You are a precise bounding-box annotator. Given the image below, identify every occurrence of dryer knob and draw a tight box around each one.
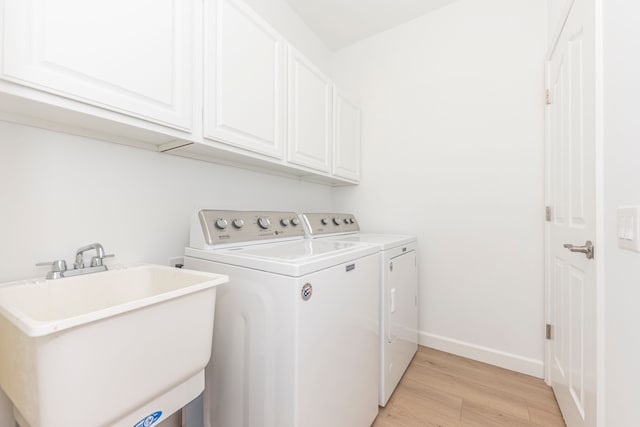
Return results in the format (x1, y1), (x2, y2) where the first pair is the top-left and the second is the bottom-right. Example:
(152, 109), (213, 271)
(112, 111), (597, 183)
(349, 218), (355, 224)
(258, 217), (271, 229)
(280, 218), (291, 227)
(291, 218), (300, 226)
(333, 217), (341, 226)
(232, 218), (245, 228)
(321, 218), (329, 225)
(343, 218), (350, 225)
(215, 218), (228, 230)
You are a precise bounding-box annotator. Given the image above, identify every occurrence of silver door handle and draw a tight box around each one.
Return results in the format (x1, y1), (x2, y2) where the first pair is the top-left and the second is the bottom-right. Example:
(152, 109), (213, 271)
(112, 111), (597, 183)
(563, 241), (594, 259)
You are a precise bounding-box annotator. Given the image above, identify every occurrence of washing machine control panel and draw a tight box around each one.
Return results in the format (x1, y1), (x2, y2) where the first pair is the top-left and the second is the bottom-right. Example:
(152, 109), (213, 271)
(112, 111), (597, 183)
(301, 213), (360, 237)
(195, 210), (305, 246)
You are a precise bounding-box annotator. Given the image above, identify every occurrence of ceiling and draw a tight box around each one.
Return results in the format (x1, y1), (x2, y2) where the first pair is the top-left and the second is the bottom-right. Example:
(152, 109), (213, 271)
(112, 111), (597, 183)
(284, 0), (460, 51)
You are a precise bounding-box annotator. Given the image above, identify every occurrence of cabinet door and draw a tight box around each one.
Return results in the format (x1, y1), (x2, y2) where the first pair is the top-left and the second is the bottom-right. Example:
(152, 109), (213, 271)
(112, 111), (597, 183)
(333, 91), (361, 181)
(1, 0), (193, 131)
(204, 0), (285, 159)
(287, 47), (333, 173)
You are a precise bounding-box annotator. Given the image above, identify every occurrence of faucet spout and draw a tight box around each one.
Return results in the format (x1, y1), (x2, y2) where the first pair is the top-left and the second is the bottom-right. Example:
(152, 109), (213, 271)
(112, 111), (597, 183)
(74, 243), (106, 269)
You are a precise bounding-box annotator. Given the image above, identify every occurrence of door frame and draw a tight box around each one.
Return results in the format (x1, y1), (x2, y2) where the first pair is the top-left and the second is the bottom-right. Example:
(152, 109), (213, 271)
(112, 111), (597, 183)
(543, 0), (605, 425)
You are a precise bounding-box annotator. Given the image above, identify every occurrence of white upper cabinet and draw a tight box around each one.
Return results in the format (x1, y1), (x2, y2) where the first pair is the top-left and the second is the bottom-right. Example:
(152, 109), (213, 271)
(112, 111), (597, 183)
(1, 0), (193, 131)
(0, 0), (360, 184)
(203, 0), (286, 159)
(287, 47), (333, 173)
(332, 91), (361, 182)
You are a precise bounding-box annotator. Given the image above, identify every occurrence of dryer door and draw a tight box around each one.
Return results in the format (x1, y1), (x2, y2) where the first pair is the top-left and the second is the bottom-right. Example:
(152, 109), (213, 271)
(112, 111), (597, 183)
(387, 251), (418, 344)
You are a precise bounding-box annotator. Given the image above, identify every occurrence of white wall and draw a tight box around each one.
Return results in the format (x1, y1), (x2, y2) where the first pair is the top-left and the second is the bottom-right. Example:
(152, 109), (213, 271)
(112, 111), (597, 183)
(602, 1), (640, 425)
(332, 0), (547, 376)
(0, 121), (333, 282)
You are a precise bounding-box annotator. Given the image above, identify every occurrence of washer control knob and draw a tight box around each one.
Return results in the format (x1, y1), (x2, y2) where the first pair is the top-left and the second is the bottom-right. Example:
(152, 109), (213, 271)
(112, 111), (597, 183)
(321, 218), (329, 225)
(291, 218), (300, 226)
(232, 218), (245, 229)
(280, 218), (291, 227)
(343, 218), (350, 225)
(215, 218), (228, 230)
(333, 217), (341, 226)
(258, 217), (271, 229)
(349, 218), (355, 224)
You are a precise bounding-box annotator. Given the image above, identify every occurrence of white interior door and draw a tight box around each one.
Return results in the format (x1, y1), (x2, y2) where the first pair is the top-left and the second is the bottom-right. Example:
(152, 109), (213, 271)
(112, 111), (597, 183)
(546, 0), (597, 426)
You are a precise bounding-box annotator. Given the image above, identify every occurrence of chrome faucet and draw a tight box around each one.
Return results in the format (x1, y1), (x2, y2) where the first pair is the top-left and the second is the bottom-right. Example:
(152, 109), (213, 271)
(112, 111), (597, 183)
(74, 243), (108, 269)
(36, 243), (115, 279)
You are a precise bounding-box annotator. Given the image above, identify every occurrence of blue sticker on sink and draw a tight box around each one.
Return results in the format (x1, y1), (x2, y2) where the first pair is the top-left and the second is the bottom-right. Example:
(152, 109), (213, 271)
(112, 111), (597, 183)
(133, 411), (162, 427)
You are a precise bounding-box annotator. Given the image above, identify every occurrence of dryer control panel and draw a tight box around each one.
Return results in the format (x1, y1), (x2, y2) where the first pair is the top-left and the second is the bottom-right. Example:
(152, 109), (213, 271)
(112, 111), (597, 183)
(301, 213), (360, 237)
(192, 210), (304, 248)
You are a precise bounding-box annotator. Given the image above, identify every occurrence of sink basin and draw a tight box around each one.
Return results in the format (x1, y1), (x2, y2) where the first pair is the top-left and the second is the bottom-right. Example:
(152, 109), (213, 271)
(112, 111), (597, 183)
(0, 264), (228, 427)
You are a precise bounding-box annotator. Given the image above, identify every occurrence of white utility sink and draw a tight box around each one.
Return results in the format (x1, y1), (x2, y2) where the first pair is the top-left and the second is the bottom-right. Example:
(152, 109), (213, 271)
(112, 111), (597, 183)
(0, 264), (228, 427)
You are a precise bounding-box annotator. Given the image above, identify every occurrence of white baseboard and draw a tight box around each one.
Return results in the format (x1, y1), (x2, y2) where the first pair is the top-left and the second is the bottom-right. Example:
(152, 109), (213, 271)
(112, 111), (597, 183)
(419, 331), (544, 379)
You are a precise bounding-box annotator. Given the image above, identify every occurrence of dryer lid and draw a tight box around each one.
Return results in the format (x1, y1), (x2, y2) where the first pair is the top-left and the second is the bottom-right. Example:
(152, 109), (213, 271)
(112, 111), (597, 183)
(329, 234), (417, 251)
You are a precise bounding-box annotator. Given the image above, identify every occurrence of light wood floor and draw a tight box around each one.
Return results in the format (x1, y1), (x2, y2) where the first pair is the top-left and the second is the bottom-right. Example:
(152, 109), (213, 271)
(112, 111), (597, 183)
(372, 346), (565, 427)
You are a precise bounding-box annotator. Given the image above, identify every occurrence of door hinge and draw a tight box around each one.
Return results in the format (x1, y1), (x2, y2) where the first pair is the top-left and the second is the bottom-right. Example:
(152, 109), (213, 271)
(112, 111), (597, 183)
(546, 324), (553, 340)
(545, 89), (552, 105)
(545, 206), (552, 222)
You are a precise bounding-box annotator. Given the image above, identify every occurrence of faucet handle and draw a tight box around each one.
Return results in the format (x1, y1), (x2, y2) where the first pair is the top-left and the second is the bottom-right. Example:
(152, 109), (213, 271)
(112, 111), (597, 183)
(90, 253), (114, 267)
(36, 259), (67, 270)
(36, 260), (68, 279)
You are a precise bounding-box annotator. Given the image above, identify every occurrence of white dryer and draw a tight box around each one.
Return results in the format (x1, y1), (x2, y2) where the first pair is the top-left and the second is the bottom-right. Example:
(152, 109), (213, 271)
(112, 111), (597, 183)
(184, 210), (380, 427)
(300, 213), (419, 407)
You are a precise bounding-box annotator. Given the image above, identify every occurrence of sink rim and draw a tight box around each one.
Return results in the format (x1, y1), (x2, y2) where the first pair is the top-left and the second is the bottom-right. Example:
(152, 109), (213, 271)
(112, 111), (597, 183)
(0, 263), (228, 337)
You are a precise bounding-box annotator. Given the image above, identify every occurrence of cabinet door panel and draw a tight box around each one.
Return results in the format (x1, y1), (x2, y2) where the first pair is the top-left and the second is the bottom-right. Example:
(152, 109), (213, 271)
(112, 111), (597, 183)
(287, 48), (332, 173)
(204, 0), (285, 159)
(333, 92), (361, 181)
(1, 0), (193, 130)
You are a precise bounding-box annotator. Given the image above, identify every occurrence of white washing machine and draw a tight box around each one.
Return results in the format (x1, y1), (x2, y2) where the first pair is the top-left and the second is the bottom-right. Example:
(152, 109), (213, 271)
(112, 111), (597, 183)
(184, 210), (380, 427)
(300, 213), (419, 407)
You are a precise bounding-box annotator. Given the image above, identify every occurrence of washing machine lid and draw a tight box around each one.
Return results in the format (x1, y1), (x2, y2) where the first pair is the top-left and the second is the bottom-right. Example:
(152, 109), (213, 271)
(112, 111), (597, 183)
(185, 239), (378, 277)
